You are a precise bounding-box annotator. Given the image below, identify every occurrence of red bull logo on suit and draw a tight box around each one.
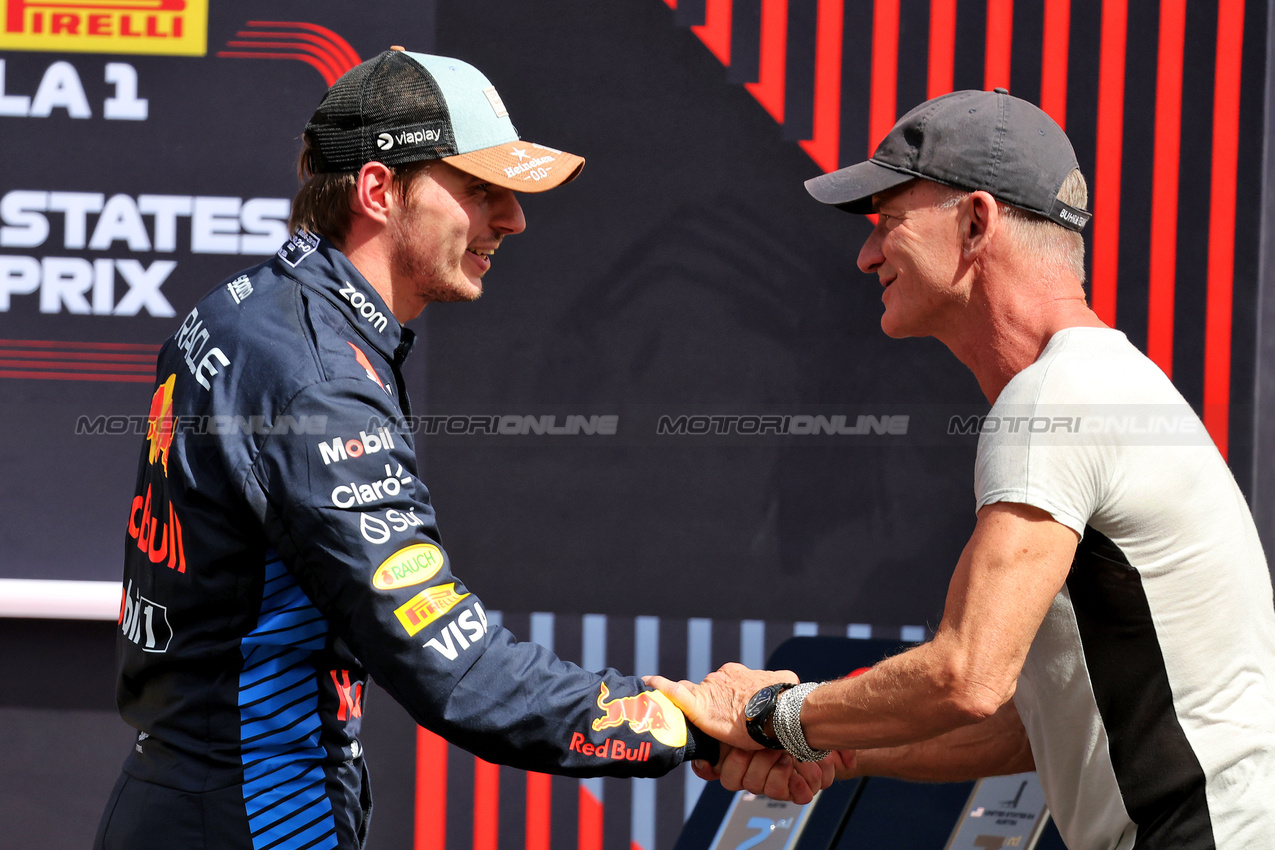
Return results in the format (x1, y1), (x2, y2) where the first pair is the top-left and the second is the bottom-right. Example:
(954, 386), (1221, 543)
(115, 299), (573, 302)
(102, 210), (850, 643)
(591, 682), (686, 748)
(128, 373), (186, 571)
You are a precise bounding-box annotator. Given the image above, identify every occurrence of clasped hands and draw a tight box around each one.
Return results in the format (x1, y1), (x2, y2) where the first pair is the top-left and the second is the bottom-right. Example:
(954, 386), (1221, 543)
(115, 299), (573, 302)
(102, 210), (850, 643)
(646, 663), (852, 805)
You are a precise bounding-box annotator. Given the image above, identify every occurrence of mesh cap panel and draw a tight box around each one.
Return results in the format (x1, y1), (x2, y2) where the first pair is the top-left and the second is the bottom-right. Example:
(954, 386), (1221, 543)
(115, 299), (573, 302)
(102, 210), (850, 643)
(305, 51), (458, 173)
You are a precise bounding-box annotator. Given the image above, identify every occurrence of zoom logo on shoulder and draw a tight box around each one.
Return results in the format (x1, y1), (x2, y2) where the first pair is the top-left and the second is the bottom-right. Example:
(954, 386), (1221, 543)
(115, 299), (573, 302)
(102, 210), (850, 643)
(376, 124), (443, 151)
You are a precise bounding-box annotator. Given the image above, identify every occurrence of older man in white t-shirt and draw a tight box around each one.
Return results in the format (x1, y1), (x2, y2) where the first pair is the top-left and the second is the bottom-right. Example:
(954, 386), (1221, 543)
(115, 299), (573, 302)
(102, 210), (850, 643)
(649, 89), (1275, 849)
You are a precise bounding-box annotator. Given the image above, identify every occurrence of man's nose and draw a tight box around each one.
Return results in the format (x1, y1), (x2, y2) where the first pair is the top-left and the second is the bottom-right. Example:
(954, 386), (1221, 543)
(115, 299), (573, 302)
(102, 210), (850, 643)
(857, 228), (884, 274)
(491, 188), (527, 236)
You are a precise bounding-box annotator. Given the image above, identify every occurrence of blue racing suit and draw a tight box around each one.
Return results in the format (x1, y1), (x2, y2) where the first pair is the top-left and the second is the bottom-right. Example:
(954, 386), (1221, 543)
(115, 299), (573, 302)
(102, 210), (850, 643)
(95, 230), (713, 850)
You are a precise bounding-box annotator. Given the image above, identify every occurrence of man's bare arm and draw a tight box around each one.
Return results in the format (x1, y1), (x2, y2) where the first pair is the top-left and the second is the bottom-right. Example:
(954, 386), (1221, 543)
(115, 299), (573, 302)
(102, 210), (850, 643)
(839, 698), (1034, 783)
(649, 502), (1078, 752)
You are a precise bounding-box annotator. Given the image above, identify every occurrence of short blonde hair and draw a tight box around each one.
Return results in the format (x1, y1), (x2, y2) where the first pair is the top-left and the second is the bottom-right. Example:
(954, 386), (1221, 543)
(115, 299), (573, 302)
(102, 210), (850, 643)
(934, 170), (1089, 282)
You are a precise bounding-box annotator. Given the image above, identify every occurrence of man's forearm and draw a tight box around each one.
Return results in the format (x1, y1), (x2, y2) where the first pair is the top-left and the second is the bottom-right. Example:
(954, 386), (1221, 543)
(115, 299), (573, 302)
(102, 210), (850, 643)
(802, 507), (1078, 754)
(839, 699), (1034, 783)
(801, 638), (1012, 752)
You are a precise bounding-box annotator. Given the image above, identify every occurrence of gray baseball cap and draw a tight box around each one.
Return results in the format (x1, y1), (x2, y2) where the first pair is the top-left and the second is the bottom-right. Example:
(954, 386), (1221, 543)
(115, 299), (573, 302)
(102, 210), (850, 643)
(805, 89), (1090, 232)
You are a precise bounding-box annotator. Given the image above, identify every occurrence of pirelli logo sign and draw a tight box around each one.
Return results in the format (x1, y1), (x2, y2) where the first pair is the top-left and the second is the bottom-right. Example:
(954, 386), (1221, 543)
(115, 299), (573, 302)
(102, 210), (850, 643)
(394, 584), (468, 638)
(1, 0), (208, 55)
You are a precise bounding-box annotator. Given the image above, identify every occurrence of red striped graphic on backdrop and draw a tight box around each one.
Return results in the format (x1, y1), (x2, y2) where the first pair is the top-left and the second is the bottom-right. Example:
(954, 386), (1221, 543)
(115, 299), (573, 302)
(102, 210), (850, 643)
(415, 728), (447, 850)
(1039, 0), (1070, 127)
(745, 0), (788, 121)
(579, 786), (604, 850)
(474, 759), (500, 850)
(670, 0), (1248, 457)
(1203, 0), (1245, 457)
(526, 774), (552, 850)
(800, 0), (844, 172)
(0, 339), (157, 383)
(693, 0), (732, 63)
(869, 0), (900, 151)
(1147, 0), (1186, 377)
(1091, 0), (1127, 328)
(984, 0), (1014, 90)
(928, 0), (957, 99)
(217, 21), (362, 85)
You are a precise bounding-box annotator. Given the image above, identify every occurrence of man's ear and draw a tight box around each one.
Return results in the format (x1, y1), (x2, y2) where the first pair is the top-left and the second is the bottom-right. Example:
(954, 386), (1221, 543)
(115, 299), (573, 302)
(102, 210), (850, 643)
(962, 190), (1000, 260)
(352, 162), (395, 225)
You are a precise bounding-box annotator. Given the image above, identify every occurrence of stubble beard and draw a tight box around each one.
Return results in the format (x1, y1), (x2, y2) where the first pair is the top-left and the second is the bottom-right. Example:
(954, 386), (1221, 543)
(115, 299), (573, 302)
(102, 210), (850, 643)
(388, 205), (482, 306)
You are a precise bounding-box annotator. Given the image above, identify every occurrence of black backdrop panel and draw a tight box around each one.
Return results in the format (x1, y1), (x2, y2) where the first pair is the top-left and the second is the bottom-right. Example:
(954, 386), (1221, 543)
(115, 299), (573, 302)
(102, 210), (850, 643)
(0, 1), (1265, 631)
(423, 1), (990, 624)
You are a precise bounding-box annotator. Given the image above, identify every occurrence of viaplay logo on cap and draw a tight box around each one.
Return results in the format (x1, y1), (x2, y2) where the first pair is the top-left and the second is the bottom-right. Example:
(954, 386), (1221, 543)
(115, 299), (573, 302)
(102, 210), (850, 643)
(0, 0), (209, 56)
(375, 123), (444, 152)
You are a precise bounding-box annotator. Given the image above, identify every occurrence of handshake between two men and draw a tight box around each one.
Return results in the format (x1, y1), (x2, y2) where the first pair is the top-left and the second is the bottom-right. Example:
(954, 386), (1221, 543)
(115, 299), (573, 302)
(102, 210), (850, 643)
(645, 663), (862, 805)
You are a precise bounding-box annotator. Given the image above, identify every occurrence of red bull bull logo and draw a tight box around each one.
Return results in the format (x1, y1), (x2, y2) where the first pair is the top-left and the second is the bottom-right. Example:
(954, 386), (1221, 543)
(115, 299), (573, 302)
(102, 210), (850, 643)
(129, 373), (185, 572)
(146, 374), (175, 474)
(591, 682), (686, 748)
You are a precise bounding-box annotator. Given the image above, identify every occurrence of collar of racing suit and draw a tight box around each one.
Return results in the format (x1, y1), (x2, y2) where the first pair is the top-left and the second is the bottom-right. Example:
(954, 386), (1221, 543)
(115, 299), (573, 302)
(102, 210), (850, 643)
(273, 231), (417, 371)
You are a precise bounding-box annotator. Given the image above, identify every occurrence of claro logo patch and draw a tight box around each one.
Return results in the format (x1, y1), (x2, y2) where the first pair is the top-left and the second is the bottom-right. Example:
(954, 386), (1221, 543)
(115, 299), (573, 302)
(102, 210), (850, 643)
(374, 543), (444, 590)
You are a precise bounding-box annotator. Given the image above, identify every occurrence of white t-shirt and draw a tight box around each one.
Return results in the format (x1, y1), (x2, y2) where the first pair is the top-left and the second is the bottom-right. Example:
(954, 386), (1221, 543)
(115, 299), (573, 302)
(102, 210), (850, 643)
(975, 327), (1275, 850)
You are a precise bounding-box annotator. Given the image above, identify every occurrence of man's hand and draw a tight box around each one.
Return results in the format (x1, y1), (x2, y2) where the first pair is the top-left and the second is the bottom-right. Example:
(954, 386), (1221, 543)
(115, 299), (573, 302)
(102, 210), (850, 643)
(645, 663), (799, 750)
(692, 745), (838, 804)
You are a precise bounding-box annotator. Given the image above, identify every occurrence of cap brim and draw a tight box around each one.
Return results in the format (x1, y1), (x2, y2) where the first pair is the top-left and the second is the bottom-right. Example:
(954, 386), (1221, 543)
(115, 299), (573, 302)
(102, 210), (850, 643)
(804, 160), (916, 213)
(445, 141), (584, 193)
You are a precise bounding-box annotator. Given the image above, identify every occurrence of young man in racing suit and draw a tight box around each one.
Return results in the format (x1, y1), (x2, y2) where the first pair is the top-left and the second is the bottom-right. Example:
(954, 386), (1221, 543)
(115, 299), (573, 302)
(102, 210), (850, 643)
(94, 48), (826, 850)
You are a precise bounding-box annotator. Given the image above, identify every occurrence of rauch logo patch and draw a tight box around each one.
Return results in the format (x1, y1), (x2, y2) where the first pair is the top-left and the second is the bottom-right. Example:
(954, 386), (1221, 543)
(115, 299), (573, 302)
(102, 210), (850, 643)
(375, 543), (445, 590)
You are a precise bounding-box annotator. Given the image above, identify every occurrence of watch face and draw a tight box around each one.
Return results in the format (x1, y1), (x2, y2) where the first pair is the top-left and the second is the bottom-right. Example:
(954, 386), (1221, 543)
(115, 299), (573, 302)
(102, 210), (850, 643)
(745, 686), (776, 720)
